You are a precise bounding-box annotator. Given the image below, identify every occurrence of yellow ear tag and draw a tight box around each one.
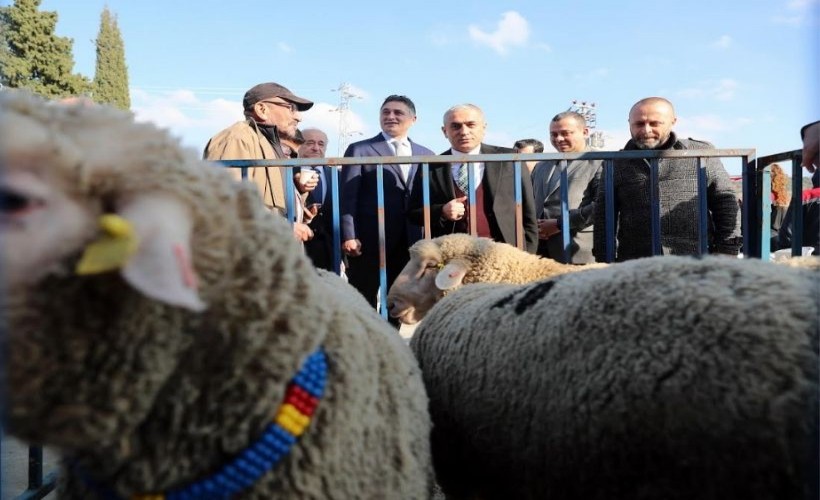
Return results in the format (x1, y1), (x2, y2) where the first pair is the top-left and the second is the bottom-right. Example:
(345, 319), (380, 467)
(76, 214), (139, 275)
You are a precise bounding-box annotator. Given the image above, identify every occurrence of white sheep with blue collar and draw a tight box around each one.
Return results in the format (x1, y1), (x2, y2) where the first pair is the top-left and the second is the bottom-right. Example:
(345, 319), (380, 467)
(0, 89), (433, 499)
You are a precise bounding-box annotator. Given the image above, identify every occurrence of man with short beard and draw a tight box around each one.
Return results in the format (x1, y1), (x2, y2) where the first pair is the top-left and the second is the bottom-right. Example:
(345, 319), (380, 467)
(592, 97), (741, 262)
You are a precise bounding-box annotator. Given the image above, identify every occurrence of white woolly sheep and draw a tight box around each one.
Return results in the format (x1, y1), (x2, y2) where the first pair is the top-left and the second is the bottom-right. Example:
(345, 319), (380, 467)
(410, 255), (819, 500)
(0, 90), (433, 499)
(387, 234), (606, 324)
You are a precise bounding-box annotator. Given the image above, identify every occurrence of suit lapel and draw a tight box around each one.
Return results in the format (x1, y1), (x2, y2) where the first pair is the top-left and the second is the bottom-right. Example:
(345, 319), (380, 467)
(546, 159), (578, 198)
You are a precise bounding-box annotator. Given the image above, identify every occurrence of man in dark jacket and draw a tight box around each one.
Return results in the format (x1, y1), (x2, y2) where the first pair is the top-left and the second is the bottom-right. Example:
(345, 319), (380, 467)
(592, 97), (741, 262)
(407, 103), (538, 253)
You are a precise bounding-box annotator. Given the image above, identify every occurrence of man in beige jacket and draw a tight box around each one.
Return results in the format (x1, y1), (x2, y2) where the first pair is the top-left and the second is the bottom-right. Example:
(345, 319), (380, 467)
(204, 82), (314, 241)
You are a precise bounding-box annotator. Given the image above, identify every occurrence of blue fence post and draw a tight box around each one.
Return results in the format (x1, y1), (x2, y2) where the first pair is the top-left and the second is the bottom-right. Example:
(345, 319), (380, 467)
(760, 166), (772, 259)
(330, 166), (342, 275)
(649, 158), (661, 256)
(790, 156), (804, 255)
(696, 157), (709, 256)
(513, 160), (524, 250)
(422, 163), (431, 240)
(559, 160), (570, 263)
(376, 164), (388, 319)
(604, 159), (615, 263)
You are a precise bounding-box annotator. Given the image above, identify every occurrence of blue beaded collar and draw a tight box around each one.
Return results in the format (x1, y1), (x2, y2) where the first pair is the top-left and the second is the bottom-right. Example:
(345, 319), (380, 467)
(76, 348), (328, 500)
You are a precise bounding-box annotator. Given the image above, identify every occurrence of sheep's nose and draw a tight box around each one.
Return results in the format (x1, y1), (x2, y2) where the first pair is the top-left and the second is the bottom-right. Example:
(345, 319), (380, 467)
(0, 187), (29, 212)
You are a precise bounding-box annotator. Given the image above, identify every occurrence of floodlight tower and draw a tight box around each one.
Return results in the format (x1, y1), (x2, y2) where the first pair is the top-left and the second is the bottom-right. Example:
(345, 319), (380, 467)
(569, 100), (605, 149)
(331, 82), (363, 156)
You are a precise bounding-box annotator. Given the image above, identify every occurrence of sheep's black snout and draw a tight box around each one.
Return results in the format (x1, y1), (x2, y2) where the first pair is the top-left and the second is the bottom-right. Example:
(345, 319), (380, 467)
(0, 188), (30, 213)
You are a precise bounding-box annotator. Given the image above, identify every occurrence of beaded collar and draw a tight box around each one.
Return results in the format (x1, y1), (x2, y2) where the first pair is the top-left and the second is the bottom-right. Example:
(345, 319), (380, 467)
(79, 348), (328, 500)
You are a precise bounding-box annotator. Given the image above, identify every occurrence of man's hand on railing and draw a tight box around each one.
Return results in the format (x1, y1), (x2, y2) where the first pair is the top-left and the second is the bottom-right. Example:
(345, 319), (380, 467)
(293, 222), (314, 242)
(442, 196), (468, 221)
(343, 238), (362, 257)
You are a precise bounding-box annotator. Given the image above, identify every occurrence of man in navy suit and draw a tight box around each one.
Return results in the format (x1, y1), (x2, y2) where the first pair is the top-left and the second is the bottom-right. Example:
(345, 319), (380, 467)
(340, 95), (435, 312)
(407, 103), (538, 253)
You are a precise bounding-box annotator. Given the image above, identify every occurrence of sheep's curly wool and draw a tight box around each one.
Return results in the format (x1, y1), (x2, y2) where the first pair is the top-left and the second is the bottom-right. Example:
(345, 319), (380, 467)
(411, 255), (819, 500)
(387, 234), (606, 324)
(0, 90), (432, 499)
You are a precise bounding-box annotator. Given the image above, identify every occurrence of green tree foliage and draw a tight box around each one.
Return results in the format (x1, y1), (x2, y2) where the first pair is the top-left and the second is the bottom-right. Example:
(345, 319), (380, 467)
(0, 0), (90, 98)
(93, 6), (129, 110)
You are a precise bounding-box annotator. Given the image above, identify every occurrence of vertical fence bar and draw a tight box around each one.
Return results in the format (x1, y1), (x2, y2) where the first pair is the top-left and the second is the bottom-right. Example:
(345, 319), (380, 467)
(760, 166), (772, 259)
(513, 160), (524, 250)
(285, 165), (296, 225)
(696, 157), (709, 256)
(376, 164), (388, 319)
(649, 158), (661, 256)
(742, 154), (756, 257)
(241, 167), (248, 180)
(28, 446), (43, 492)
(422, 163), (431, 240)
(604, 159), (615, 263)
(330, 166), (341, 275)
(790, 157), (804, 255)
(559, 160), (570, 262)
(467, 161), (477, 236)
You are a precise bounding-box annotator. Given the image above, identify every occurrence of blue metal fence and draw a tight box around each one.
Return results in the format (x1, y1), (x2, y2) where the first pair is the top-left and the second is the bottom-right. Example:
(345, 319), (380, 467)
(4, 146), (814, 498)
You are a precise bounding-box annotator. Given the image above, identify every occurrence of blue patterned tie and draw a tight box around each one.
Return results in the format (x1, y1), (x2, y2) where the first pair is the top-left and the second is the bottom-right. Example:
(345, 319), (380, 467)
(456, 163), (470, 193)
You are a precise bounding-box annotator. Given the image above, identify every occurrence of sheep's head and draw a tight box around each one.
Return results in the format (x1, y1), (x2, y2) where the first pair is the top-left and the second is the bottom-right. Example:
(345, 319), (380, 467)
(0, 91), (213, 450)
(0, 90), (204, 311)
(387, 234), (501, 324)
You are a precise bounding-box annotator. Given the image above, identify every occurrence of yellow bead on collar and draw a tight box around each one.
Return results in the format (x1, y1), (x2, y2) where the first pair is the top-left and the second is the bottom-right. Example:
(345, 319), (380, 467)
(76, 214), (139, 275)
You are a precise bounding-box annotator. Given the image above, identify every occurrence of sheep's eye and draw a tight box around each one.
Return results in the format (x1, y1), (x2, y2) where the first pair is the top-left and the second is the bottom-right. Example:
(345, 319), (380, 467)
(425, 262), (439, 270)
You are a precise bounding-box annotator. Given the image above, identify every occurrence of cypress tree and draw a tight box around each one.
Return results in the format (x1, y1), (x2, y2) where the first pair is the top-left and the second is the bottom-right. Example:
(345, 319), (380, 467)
(93, 7), (130, 110)
(0, 0), (90, 98)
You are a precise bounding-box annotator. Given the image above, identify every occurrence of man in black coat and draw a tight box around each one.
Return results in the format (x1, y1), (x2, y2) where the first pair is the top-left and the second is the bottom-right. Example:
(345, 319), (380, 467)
(407, 104), (538, 253)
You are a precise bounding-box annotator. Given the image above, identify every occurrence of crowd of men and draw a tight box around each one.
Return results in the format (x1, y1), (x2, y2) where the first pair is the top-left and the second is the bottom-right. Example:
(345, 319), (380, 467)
(204, 81), (819, 314)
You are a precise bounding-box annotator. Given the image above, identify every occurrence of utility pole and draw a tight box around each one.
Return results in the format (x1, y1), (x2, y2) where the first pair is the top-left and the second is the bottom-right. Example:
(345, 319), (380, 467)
(568, 100), (605, 149)
(331, 82), (363, 156)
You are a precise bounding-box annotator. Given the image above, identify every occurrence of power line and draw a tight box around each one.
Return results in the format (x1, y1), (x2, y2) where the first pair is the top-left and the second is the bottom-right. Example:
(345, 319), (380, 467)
(330, 82), (363, 156)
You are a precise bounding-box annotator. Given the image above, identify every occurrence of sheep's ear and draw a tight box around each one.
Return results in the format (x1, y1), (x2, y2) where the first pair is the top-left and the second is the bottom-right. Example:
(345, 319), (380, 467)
(117, 193), (206, 312)
(435, 259), (468, 291)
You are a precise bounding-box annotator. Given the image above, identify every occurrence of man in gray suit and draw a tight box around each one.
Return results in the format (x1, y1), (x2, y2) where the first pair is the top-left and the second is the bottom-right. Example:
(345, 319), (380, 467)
(532, 111), (601, 263)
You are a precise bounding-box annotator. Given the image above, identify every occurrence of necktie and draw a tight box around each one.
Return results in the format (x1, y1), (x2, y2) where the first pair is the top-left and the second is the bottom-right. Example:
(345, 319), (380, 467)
(392, 139), (411, 183)
(456, 163), (470, 193)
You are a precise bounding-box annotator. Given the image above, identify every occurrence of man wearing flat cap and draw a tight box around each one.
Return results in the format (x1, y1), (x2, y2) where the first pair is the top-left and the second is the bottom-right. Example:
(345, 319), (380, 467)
(204, 82), (315, 240)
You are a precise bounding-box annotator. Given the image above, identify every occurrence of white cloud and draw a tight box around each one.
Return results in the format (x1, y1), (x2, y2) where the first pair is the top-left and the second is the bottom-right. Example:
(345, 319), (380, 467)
(129, 88), (368, 157)
(301, 102), (369, 156)
(788, 0), (815, 10)
(676, 78), (738, 101)
(773, 0), (818, 24)
(278, 42), (293, 53)
(468, 11), (530, 55)
(131, 88), (241, 152)
(711, 35), (732, 49)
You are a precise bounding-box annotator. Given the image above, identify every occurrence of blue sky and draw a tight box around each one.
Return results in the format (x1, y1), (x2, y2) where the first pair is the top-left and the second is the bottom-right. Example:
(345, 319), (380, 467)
(21, 0), (820, 174)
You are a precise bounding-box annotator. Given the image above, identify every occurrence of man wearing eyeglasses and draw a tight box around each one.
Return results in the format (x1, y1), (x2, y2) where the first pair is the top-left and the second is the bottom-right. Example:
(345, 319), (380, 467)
(204, 82), (315, 241)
